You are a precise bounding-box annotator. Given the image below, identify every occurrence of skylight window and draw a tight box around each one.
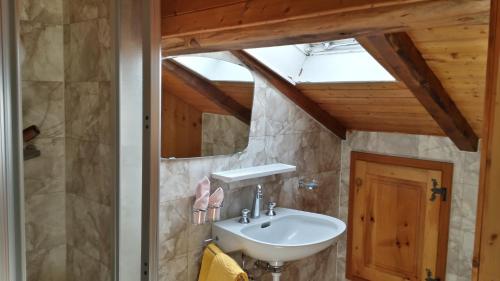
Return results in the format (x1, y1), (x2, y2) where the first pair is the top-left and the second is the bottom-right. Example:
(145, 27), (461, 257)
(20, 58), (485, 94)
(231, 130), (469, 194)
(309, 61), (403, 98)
(171, 56), (254, 82)
(245, 39), (395, 84)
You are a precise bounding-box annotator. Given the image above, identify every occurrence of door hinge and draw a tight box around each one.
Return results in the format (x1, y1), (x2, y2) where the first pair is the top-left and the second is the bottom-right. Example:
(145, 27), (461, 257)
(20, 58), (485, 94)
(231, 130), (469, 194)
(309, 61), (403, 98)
(430, 179), (447, 202)
(425, 269), (440, 281)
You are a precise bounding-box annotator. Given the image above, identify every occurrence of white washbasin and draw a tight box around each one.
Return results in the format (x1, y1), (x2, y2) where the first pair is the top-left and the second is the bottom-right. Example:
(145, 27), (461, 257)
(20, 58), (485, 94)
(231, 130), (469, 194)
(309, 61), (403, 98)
(212, 208), (346, 266)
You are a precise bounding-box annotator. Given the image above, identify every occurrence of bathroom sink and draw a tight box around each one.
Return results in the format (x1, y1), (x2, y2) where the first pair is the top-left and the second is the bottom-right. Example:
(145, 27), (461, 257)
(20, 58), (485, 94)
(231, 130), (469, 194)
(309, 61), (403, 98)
(212, 208), (346, 266)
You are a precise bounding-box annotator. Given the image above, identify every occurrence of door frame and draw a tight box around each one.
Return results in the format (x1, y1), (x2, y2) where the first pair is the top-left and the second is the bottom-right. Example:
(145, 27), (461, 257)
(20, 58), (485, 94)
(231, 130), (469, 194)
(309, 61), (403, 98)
(346, 151), (454, 281)
(473, 1), (500, 280)
(0, 0), (26, 279)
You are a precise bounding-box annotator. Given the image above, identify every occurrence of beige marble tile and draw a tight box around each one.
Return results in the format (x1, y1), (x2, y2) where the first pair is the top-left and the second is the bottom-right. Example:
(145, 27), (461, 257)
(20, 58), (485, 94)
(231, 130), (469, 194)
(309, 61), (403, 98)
(319, 130), (342, 172)
(22, 81), (64, 138)
(159, 198), (190, 263)
(279, 245), (336, 281)
(25, 192), (65, 252)
(66, 19), (110, 82)
(26, 244), (66, 281)
(20, 0), (63, 24)
(66, 194), (112, 267)
(159, 160), (190, 203)
(336, 256), (347, 281)
(265, 134), (300, 167)
(69, 0), (109, 23)
(20, 22), (64, 82)
(24, 137), (65, 199)
(159, 255), (188, 281)
(25, 192), (66, 280)
(187, 249), (204, 281)
(66, 139), (113, 205)
(187, 223), (212, 253)
(67, 247), (111, 281)
(236, 136), (267, 168)
(264, 87), (320, 136)
(267, 131), (326, 174)
(248, 79), (266, 138)
(65, 82), (112, 144)
(463, 152), (480, 186)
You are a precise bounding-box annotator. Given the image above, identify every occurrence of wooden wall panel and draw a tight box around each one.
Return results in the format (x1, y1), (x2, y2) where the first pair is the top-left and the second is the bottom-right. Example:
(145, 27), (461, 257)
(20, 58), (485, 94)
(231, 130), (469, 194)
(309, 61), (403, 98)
(162, 0), (418, 36)
(409, 25), (490, 137)
(473, 1), (500, 280)
(163, 0), (244, 17)
(298, 82), (445, 136)
(162, 0), (489, 55)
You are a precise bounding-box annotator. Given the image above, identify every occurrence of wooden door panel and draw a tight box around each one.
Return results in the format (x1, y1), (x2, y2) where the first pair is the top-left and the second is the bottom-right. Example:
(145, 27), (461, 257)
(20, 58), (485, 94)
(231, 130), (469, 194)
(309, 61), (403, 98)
(351, 160), (368, 276)
(368, 176), (423, 279)
(347, 152), (453, 281)
(366, 162), (430, 182)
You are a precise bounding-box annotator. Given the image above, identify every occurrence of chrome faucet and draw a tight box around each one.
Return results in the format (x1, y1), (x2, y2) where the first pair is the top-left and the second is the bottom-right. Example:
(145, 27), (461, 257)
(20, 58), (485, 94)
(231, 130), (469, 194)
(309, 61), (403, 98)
(266, 201), (277, 216)
(239, 209), (251, 224)
(251, 185), (263, 219)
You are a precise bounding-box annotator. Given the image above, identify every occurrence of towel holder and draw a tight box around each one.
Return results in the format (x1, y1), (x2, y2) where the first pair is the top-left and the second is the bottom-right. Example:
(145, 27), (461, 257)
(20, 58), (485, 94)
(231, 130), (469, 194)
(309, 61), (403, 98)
(192, 202), (223, 225)
(207, 201), (223, 222)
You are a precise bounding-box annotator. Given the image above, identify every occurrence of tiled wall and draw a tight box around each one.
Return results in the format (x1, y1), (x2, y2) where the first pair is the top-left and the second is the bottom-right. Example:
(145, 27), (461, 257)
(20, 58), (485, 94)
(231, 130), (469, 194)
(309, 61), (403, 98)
(159, 63), (343, 281)
(20, 0), (114, 279)
(20, 0), (66, 279)
(64, 0), (114, 279)
(337, 131), (480, 281)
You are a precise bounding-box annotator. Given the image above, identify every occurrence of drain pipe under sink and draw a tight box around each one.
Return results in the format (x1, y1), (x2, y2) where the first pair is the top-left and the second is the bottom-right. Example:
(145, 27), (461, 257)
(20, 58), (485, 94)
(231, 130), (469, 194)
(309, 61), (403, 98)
(271, 272), (281, 281)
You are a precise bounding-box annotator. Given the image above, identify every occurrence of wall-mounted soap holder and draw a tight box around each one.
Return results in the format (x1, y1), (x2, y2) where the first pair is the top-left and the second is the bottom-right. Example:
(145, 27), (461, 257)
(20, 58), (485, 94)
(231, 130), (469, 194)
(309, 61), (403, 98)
(299, 179), (319, 190)
(192, 202), (223, 225)
(23, 125), (41, 161)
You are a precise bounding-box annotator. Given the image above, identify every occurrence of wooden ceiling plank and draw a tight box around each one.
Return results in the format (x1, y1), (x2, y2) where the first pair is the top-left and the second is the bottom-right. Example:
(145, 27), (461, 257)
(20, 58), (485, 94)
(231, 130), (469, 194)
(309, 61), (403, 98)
(163, 0), (423, 36)
(359, 32), (479, 151)
(163, 59), (251, 124)
(230, 50), (347, 139)
(162, 0), (489, 55)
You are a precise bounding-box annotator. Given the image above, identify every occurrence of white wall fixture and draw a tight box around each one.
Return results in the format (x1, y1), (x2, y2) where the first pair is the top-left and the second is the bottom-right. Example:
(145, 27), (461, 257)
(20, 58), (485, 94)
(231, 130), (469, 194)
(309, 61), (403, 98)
(211, 163), (296, 183)
(212, 207), (346, 281)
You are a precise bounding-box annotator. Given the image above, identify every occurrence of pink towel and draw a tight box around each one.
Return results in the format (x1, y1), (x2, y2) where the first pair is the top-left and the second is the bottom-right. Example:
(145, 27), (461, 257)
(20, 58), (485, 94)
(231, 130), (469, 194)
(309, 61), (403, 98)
(208, 187), (224, 207)
(193, 177), (210, 210)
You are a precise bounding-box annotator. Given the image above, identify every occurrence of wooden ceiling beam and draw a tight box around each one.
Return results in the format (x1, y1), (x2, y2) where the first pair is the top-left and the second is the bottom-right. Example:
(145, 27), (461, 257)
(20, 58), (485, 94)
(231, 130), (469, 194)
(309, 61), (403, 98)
(359, 32), (479, 151)
(231, 50), (347, 139)
(163, 59), (251, 125)
(162, 0), (489, 55)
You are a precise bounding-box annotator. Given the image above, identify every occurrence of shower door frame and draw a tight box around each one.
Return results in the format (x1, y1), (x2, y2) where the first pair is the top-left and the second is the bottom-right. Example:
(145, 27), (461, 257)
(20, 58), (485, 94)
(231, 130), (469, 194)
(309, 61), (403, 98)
(0, 0), (26, 280)
(141, 0), (161, 279)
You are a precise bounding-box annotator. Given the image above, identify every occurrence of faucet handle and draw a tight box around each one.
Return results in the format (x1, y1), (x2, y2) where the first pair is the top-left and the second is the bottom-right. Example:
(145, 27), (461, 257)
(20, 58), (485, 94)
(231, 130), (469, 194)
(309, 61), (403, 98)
(239, 208), (251, 224)
(266, 202), (277, 216)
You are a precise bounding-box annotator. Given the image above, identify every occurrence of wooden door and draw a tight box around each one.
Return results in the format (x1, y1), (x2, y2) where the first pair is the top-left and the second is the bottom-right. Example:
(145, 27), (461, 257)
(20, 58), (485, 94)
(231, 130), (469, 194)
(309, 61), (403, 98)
(347, 152), (453, 281)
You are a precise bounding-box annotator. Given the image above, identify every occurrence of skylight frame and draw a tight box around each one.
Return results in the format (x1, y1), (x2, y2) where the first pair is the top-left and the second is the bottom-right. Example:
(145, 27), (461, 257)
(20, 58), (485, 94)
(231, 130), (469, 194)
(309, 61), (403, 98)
(245, 38), (396, 84)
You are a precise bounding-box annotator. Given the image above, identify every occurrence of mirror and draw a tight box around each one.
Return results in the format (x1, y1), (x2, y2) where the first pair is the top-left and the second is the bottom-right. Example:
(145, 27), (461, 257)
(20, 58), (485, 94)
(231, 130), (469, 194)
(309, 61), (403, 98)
(161, 53), (255, 158)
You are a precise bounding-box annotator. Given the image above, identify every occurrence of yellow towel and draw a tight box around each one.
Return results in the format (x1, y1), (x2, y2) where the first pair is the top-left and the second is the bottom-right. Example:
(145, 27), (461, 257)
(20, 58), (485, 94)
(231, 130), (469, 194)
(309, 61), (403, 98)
(198, 243), (248, 281)
(198, 244), (222, 281)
